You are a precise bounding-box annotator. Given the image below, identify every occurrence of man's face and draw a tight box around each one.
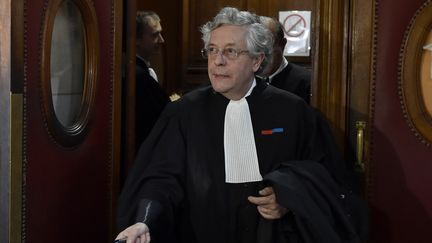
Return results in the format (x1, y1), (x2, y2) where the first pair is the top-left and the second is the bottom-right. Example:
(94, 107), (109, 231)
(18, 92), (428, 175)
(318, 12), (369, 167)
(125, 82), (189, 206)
(207, 25), (263, 100)
(136, 18), (164, 59)
(260, 40), (283, 77)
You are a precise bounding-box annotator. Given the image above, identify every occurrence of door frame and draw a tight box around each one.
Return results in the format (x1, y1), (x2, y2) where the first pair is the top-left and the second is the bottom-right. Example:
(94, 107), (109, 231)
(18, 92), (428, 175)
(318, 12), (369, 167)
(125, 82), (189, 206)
(313, 0), (374, 187)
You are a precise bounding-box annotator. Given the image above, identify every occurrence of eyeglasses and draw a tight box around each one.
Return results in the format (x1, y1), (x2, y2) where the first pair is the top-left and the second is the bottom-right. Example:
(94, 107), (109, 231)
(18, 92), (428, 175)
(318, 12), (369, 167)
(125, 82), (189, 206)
(201, 47), (249, 60)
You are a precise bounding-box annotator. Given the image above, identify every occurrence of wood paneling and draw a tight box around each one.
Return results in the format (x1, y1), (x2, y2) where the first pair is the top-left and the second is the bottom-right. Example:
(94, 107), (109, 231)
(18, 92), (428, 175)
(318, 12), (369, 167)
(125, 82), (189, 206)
(1, 0), (25, 242)
(347, 0), (374, 185)
(312, 0), (350, 148)
(138, 0), (183, 94)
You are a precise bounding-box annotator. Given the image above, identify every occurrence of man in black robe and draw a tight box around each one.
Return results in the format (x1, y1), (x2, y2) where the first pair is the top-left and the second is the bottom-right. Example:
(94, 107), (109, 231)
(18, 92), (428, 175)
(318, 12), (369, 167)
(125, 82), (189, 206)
(258, 16), (311, 103)
(116, 7), (365, 243)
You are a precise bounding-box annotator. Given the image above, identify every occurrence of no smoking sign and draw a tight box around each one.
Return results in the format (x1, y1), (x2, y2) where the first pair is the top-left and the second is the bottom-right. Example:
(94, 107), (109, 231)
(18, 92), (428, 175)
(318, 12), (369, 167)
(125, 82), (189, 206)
(279, 11), (311, 56)
(283, 14), (306, 37)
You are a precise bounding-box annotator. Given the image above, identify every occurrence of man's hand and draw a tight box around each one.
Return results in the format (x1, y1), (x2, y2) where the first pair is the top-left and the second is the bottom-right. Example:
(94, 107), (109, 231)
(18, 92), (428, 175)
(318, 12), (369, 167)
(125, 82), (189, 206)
(247, 186), (288, 220)
(115, 222), (151, 243)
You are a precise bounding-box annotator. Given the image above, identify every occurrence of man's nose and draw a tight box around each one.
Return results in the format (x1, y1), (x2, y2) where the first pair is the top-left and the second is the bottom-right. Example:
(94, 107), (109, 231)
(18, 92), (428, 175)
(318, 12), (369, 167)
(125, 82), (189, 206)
(213, 51), (226, 65)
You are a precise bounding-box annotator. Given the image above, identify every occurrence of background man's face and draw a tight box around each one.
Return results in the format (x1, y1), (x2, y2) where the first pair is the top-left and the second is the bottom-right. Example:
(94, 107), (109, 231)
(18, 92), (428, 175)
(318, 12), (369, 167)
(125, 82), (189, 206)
(260, 40), (284, 77)
(136, 18), (164, 60)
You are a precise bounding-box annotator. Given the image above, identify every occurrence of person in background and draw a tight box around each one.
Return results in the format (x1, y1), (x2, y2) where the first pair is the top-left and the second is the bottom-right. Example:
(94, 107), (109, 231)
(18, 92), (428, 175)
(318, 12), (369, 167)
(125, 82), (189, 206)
(116, 7), (366, 243)
(258, 16), (311, 103)
(120, 11), (170, 186)
(134, 11), (170, 150)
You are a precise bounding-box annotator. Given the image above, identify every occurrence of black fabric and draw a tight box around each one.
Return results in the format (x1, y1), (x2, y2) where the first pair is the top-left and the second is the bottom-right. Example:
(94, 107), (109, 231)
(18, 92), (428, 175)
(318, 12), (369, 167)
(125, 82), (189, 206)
(135, 199), (163, 228)
(264, 161), (366, 243)
(270, 62), (311, 103)
(134, 57), (170, 150)
(120, 57), (169, 187)
(117, 79), (365, 243)
(227, 181), (266, 243)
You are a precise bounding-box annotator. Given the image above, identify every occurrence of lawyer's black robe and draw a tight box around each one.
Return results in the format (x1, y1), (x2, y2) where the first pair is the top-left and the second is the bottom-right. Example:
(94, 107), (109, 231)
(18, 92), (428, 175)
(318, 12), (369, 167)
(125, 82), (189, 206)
(117, 79), (363, 243)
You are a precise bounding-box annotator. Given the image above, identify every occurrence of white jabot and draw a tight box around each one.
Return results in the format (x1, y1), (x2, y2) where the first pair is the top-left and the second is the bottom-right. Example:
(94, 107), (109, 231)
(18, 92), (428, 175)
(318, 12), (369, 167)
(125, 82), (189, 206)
(148, 67), (158, 82)
(224, 80), (263, 183)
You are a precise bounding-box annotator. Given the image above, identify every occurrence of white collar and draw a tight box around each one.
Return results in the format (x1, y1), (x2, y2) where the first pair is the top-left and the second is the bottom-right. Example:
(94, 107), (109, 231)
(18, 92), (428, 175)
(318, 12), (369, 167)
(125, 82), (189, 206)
(244, 78), (256, 98)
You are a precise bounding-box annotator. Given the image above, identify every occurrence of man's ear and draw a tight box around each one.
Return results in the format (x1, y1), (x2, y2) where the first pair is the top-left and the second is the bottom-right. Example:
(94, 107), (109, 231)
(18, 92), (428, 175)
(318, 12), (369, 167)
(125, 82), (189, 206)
(252, 53), (265, 72)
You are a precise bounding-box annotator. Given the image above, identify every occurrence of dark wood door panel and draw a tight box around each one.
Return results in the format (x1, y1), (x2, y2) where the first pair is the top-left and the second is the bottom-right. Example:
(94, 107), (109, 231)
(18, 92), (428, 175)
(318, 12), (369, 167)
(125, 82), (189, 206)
(23, 0), (120, 242)
(368, 0), (432, 242)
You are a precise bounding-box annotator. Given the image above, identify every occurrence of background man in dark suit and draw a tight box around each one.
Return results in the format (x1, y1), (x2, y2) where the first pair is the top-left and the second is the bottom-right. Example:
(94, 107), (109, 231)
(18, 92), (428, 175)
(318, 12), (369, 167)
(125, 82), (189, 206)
(259, 16), (311, 103)
(134, 11), (170, 150)
(120, 11), (170, 185)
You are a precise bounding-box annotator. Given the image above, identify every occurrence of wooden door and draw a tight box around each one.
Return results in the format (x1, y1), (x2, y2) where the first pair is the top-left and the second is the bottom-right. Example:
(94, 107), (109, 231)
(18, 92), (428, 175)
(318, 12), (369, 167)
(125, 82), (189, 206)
(365, 0), (432, 242)
(315, 0), (432, 241)
(7, 0), (122, 242)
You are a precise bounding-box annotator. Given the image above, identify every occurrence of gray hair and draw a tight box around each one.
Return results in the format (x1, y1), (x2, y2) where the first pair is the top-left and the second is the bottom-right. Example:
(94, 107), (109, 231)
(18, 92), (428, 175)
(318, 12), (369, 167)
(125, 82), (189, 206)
(136, 11), (160, 38)
(200, 7), (273, 70)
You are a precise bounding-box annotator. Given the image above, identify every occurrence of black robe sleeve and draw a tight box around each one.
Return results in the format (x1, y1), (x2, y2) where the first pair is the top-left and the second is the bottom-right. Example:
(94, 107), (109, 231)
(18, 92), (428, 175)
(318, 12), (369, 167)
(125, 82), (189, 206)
(117, 101), (186, 240)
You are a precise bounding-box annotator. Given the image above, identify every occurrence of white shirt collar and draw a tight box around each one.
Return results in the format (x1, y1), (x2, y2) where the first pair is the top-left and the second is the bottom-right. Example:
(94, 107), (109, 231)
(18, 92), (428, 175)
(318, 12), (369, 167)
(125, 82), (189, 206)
(244, 78), (256, 98)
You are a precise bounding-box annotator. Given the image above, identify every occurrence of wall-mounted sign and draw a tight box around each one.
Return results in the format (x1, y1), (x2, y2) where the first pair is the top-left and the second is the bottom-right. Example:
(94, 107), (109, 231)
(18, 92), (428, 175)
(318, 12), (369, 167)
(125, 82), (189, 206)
(279, 11), (311, 57)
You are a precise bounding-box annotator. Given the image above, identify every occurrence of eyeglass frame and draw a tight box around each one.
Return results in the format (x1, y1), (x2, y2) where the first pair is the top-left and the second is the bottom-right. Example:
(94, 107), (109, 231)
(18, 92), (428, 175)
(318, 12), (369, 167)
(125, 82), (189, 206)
(201, 46), (250, 60)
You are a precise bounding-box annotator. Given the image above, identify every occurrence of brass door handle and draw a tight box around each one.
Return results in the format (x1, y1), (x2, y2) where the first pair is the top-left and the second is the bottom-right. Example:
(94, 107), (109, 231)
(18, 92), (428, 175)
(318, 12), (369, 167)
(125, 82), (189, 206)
(355, 121), (366, 171)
